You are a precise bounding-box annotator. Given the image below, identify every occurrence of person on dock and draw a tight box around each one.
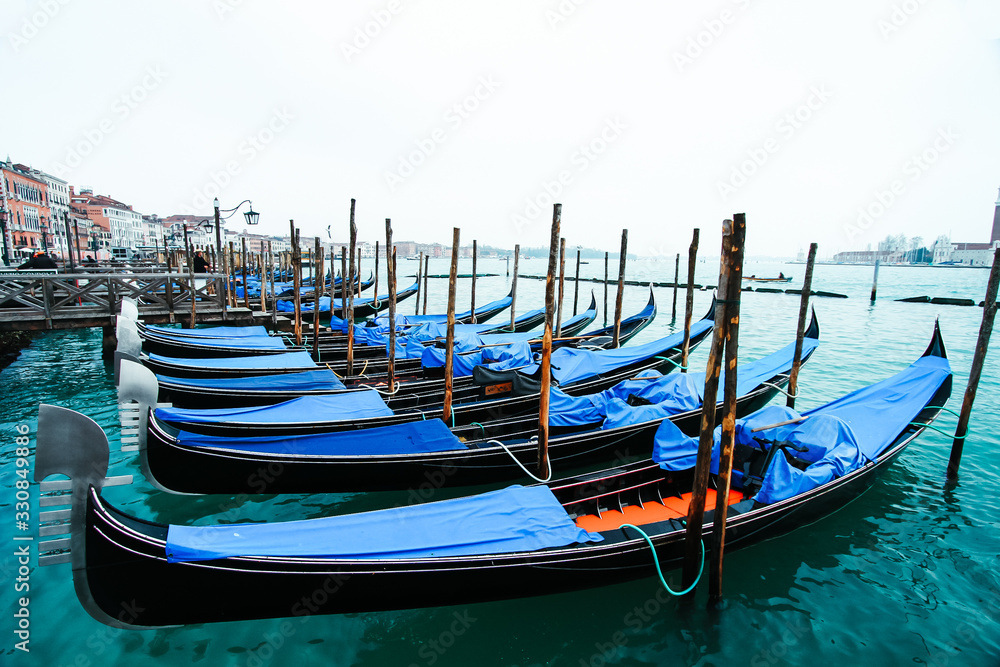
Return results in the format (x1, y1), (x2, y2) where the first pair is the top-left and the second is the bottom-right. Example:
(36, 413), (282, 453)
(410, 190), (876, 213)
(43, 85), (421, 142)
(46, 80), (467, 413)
(83, 255), (98, 265)
(18, 252), (58, 270)
(194, 251), (212, 273)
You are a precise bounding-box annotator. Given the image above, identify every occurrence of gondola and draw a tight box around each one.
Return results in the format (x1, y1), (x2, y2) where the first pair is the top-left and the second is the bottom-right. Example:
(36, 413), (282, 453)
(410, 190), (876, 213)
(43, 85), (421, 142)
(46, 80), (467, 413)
(37, 323), (951, 627)
(354, 288), (516, 328)
(127, 317), (820, 494)
(141, 287), (666, 384)
(276, 280), (420, 320)
(274, 272), (375, 298)
(129, 308), (712, 428)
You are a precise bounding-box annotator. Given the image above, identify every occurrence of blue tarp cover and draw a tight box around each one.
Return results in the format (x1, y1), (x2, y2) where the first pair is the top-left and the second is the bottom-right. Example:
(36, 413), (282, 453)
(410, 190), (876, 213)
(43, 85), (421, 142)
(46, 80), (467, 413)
(518, 319), (713, 386)
(652, 354), (951, 504)
(156, 389), (390, 425)
(421, 341), (535, 377)
(146, 324), (269, 338)
(547, 337), (819, 429)
(175, 417), (465, 456)
(149, 351), (318, 370)
(165, 484), (602, 562)
(157, 368), (345, 392)
(149, 335), (289, 350)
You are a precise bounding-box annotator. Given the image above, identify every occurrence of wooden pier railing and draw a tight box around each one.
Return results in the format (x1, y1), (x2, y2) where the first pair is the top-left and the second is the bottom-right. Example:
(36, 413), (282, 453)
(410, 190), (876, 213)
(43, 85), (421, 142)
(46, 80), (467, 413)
(0, 271), (248, 332)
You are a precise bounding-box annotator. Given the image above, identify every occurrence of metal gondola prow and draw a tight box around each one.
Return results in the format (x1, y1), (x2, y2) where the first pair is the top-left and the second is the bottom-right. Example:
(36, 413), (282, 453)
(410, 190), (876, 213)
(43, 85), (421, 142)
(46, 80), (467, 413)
(116, 358), (180, 493)
(922, 317), (948, 359)
(805, 306), (820, 340)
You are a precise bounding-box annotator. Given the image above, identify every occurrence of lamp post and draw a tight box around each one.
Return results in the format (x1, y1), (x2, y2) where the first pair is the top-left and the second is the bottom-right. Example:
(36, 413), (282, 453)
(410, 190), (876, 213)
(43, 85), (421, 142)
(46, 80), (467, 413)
(213, 198), (259, 252)
(40, 221), (48, 253)
(213, 198), (259, 307)
(0, 208), (9, 266)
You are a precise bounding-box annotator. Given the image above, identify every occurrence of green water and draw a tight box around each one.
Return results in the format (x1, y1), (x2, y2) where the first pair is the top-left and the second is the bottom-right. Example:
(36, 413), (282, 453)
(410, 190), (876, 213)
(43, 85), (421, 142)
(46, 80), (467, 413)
(2, 258), (999, 666)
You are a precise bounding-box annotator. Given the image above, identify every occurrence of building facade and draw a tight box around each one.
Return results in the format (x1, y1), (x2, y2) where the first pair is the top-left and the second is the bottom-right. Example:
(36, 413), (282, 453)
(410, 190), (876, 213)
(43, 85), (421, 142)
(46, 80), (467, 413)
(1, 161), (50, 260)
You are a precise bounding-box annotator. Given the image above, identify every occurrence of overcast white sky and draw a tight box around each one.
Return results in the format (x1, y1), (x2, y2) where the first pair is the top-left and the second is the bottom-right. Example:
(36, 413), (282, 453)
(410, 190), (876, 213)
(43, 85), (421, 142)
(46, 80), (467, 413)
(3, 0), (999, 258)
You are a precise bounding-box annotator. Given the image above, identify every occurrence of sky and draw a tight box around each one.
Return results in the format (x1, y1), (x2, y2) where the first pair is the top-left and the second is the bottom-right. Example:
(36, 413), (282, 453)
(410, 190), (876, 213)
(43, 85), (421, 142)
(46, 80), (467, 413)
(3, 0), (999, 259)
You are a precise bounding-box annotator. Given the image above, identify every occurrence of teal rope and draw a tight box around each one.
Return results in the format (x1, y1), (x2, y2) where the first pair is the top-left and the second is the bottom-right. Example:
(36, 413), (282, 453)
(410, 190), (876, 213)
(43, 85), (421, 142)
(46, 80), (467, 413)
(655, 356), (687, 371)
(912, 422), (967, 439)
(908, 406), (969, 439)
(470, 422), (486, 436)
(619, 523), (704, 596)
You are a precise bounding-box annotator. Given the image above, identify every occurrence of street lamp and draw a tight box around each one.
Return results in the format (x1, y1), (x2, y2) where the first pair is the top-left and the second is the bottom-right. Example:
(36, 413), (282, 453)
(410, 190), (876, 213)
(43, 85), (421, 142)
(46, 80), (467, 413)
(40, 220), (49, 253)
(212, 198), (259, 254)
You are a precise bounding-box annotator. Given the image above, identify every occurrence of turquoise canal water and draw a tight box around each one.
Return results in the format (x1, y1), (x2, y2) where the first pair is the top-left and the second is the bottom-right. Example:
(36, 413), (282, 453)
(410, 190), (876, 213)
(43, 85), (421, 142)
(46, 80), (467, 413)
(2, 258), (999, 666)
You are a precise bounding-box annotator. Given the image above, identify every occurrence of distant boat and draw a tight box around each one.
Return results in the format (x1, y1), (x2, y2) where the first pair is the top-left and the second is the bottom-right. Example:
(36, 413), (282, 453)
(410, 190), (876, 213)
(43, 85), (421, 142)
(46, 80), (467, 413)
(406, 255), (421, 261)
(744, 275), (792, 283)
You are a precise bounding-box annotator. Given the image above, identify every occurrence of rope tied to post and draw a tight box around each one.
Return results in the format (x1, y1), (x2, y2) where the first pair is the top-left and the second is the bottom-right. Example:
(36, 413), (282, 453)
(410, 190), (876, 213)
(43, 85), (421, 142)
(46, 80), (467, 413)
(619, 523), (705, 596)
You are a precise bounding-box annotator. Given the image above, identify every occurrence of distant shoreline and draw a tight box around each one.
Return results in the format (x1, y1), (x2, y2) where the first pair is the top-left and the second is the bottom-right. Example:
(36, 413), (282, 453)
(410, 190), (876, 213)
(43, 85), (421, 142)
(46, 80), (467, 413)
(785, 261), (989, 269)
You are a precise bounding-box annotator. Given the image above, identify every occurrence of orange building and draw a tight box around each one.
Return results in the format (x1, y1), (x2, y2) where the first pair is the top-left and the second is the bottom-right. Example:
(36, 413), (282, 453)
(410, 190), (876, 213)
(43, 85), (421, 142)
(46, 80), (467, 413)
(1, 160), (51, 259)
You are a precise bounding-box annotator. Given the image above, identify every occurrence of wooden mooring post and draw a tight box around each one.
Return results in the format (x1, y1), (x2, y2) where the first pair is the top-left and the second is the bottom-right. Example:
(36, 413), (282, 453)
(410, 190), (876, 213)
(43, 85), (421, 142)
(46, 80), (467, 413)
(538, 204), (561, 477)
(422, 255), (430, 315)
(947, 247), (1000, 478)
(787, 242), (818, 409)
(672, 253), (680, 321)
(347, 199), (357, 375)
(312, 237), (323, 360)
(471, 239), (478, 324)
(681, 229), (700, 373)
(340, 247), (348, 321)
(443, 228), (461, 423)
(268, 241), (276, 327)
(385, 219), (397, 392)
(603, 252), (609, 327)
(241, 237), (249, 309)
(510, 244), (520, 332)
(682, 217), (740, 595)
(414, 250), (423, 316)
(187, 240), (197, 329)
(556, 237), (566, 337)
(870, 259), (880, 302)
(612, 230), (628, 348)
(291, 222), (302, 346)
(573, 248), (581, 317)
(709, 213), (746, 603)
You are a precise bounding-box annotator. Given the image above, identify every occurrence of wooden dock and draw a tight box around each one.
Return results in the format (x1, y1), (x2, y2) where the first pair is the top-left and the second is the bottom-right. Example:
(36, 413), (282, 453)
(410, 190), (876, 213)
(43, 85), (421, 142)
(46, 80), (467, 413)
(0, 271), (288, 334)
